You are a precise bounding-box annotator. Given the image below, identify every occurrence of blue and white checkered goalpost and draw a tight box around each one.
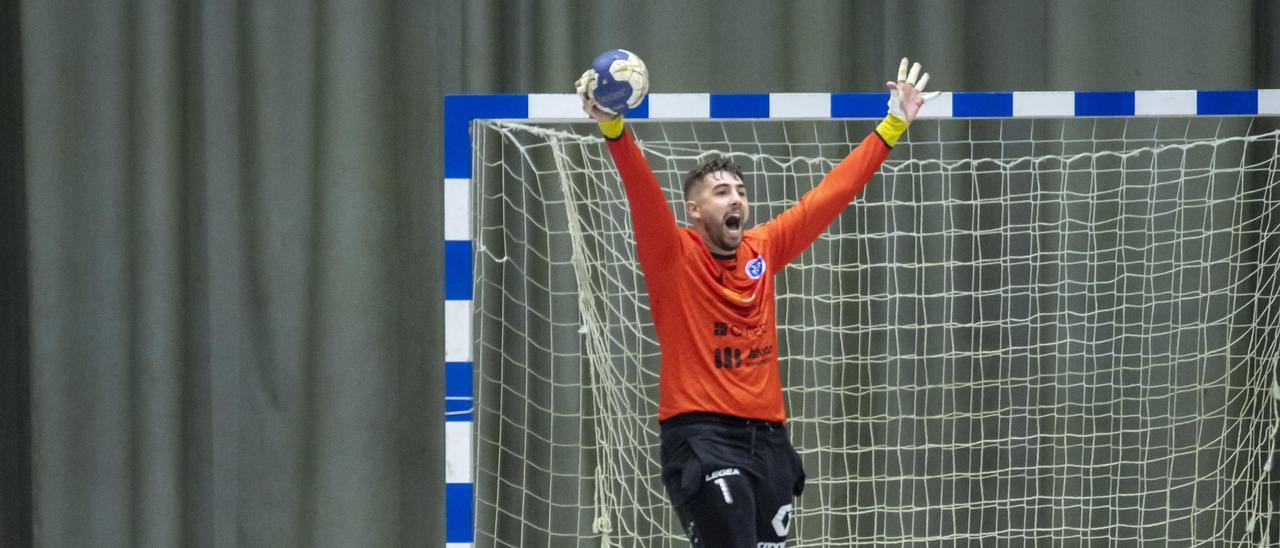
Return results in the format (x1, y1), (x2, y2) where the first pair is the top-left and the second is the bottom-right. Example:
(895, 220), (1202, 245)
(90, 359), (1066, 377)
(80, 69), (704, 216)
(445, 90), (1280, 547)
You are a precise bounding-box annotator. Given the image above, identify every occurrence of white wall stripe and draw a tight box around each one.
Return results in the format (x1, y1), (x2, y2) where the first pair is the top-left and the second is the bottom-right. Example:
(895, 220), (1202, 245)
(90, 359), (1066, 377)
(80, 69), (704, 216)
(648, 93), (711, 119)
(444, 178), (471, 241)
(916, 92), (953, 119)
(1135, 90), (1196, 116)
(446, 421), (473, 483)
(445, 300), (472, 362)
(1013, 91), (1074, 118)
(1260, 89), (1280, 115)
(769, 93), (830, 118)
(529, 93), (591, 120)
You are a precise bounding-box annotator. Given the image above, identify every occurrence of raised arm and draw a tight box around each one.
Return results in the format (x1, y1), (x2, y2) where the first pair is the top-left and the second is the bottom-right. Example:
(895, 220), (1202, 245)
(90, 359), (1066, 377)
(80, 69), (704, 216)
(764, 132), (891, 270)
(577, 73), (682, 275)
(764, 57), (941, 270)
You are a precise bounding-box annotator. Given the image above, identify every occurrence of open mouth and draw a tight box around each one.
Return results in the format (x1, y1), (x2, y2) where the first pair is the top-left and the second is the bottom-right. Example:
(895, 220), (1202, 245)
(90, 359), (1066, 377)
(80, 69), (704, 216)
(725, 213), (742, 231)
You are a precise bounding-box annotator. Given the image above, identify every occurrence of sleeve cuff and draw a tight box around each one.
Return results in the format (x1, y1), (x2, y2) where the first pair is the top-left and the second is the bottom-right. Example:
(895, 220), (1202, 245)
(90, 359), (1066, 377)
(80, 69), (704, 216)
(874, 114), (909, 148)
(598, 116), (625, 139)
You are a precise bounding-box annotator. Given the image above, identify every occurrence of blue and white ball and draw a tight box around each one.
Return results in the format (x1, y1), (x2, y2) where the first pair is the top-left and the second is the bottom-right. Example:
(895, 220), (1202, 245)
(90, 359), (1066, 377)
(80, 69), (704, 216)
(587, 49), (649, 116)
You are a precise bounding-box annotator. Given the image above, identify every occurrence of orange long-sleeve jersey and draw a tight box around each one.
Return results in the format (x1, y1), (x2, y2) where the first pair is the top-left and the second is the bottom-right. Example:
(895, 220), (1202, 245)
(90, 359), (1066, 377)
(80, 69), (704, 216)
(606, 128), (892, 422)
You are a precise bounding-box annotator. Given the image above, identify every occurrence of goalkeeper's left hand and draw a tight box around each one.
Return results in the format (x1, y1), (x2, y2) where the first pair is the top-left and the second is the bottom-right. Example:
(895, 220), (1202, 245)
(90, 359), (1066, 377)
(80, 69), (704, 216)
(575, 70), (618, 122)
(575, 69), (625, 138)
(885, 57), (941, 124)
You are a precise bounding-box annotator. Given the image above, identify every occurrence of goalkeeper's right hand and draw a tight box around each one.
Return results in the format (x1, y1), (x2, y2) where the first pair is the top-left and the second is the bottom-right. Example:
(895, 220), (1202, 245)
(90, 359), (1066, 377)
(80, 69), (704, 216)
(575, 70), (625, 138)
(877, 57), (941, 147)
(885, 57), (940, 124)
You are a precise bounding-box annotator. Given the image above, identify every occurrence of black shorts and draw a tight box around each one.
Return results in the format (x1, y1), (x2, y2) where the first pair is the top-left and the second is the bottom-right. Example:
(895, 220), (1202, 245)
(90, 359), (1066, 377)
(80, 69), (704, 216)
(659, 412), (806, 548)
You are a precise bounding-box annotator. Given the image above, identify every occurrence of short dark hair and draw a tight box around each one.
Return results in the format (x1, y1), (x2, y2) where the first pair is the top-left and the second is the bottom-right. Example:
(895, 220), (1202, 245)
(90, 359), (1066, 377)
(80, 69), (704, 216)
(682, 157), (744, 200)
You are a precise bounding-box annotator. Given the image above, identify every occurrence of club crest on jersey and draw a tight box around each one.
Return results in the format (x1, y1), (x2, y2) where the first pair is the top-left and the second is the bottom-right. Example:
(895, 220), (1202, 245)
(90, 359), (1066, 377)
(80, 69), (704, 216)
(745, 256), (766, 279)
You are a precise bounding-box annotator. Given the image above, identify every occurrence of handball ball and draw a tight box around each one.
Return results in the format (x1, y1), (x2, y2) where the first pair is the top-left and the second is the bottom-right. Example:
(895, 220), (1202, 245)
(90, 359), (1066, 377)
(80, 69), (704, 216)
(587, 49), (649, 116)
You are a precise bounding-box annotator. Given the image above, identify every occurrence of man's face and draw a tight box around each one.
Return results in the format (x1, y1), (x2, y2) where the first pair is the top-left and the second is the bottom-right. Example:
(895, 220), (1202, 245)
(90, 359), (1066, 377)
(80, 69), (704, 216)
(686, 170), (749, 254)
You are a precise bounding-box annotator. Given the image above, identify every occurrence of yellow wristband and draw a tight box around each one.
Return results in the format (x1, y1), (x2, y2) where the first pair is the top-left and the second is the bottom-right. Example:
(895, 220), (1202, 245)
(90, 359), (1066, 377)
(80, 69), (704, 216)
(597, 116), (625, 139)
(875, 114), (909, 147)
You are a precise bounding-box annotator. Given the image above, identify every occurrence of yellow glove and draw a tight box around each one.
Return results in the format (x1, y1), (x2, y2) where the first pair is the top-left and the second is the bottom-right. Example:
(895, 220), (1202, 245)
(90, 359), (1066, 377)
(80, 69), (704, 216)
(875, 114), (910, 148)
(597, 116), (625, 139)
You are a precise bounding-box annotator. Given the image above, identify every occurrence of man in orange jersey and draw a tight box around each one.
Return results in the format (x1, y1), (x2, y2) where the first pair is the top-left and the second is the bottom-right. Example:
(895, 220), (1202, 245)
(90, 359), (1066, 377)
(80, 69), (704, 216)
(576, 58), (938, 548)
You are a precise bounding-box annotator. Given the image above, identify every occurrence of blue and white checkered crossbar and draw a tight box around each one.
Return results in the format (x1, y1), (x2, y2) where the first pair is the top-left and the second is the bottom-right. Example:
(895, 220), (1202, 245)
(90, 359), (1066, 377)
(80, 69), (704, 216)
(440, 88), (1280, 547)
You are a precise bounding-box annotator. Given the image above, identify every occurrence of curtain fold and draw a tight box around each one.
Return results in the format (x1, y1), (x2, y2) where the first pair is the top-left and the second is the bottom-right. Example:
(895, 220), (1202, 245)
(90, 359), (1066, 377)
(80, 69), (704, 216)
(1, 0), (31, 545)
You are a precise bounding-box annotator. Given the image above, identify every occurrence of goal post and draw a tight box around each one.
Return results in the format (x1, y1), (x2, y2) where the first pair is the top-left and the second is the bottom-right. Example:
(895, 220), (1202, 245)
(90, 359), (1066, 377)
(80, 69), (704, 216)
(443, 90), (1280, 547)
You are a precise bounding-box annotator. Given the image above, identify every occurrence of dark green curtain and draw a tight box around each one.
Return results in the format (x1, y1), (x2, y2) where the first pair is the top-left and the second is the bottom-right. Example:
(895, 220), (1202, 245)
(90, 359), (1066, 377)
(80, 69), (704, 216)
(2, 0), (31, 545)
(21, 0), (439, 545)
(7, 0), (1277, 547)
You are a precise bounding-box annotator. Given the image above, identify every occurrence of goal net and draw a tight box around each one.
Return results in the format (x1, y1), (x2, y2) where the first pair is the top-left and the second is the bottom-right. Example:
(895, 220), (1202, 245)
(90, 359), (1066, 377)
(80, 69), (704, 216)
(470, 115), (1280, 547)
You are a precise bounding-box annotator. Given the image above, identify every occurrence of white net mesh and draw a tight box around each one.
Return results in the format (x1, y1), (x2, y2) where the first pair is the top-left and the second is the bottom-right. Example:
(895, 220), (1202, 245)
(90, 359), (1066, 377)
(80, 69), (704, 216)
(471, 117), (1280, 547)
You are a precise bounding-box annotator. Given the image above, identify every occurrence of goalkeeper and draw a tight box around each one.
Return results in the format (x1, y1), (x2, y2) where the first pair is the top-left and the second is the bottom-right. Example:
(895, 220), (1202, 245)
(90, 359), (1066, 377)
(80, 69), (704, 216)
(576, 58), (938, 548)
